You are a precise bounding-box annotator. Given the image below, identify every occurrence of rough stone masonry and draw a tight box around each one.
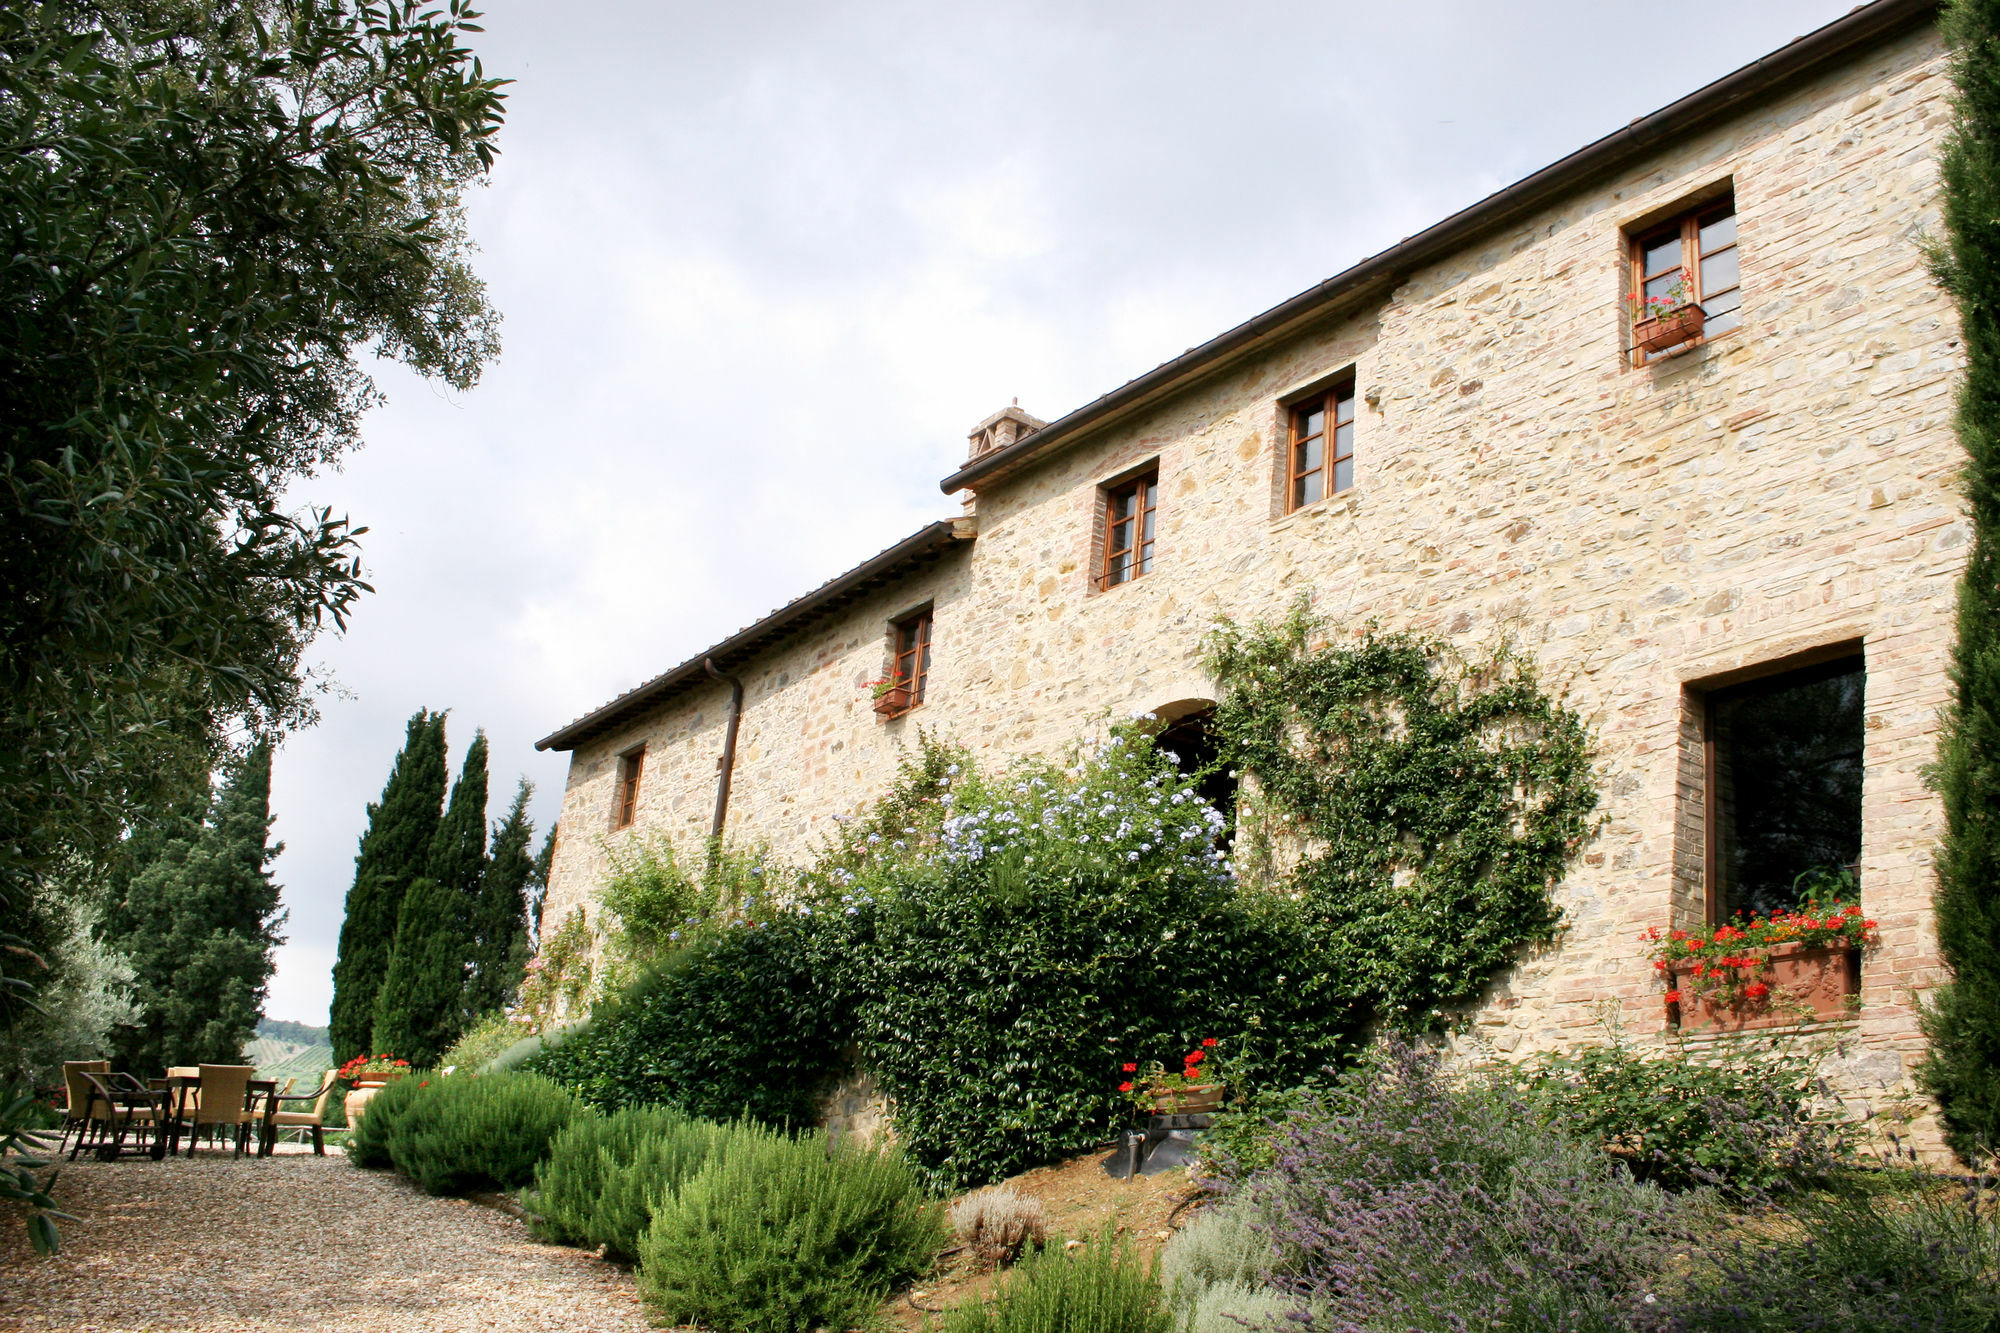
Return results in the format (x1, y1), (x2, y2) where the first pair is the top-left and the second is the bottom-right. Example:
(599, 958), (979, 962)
(538, 11), (1963, 1149)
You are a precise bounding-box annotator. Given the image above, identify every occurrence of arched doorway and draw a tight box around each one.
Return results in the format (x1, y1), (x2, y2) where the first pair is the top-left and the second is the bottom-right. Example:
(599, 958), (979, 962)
(1152, 703), (1236, 826)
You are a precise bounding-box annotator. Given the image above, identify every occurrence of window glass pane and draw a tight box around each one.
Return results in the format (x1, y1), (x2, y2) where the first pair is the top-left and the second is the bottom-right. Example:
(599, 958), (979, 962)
(1332, 421), (1353, 460)
(1711, 661), (1864, 920)
(1700, 247), (1739, 299)
(1642, 235), (1682, 277)
(1699, 211), (1737, 252)
(1138, 540), (1154, 575)
(1108, 518), (1132, 554)
(1295, 471), (1322, 509)
(1141, 507), (1156, 540)
(1107, 550), (1131, 585)
(1645, 271), (1684, 302)
(1298, 437), (1322, 473)
(1335, 390), (1355, 424)
(1705, 308), (1742, 336)
(1332, 457), (1353, 493)
(1297, 406), (1324, 440)
(1112, 490), (1136, 521)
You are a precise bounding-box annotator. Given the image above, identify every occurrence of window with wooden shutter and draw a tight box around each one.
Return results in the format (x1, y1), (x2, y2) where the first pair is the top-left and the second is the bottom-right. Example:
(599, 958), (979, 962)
(1629, 194), (1740, 362)
(1288, 381), (1355, 511)
(612, 746), (644, 830)
(1098, 470), (1159, 589)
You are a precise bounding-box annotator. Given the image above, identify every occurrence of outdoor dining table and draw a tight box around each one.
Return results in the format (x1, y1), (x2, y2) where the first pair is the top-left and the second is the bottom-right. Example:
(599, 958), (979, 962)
(157, 1074), (281, 1157)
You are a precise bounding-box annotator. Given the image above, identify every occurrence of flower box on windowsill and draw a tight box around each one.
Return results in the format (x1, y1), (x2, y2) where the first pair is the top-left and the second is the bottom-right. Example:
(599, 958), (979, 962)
(873, 685), (913, 718)
(1667, 942), (1859, 1034)
(1634, 303), (1706, 355)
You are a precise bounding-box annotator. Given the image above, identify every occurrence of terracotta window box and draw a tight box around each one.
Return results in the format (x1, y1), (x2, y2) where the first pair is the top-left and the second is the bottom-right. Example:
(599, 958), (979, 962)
(1667, 942), (1859, 1034)
(873, 685), (913, 718)
(1634, 303), (1706, 355)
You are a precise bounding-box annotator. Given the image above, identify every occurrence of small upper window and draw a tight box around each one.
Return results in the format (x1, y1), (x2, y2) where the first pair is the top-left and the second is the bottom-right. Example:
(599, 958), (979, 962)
(1289, 382), (1354, 510)
(879, 609), (932, 718)
(1099, 470), (1159, 589)
(1629, 195), (1740, 362)
(612, 746), (644, 830)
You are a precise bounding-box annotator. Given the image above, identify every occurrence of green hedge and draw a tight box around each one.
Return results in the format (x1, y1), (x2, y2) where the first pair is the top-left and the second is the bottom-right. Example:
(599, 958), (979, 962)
(523, 1104), (732, 1261)
(527, 909), (849, 1126)
(637, 1125), (944, 1333)
(383, 1071), (586, 1196)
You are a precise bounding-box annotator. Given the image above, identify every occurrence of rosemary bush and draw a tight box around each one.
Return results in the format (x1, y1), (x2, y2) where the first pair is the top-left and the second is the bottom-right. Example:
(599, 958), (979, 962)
(524, 1104), (732, 1260)
(942, 1232), (1174, 1333)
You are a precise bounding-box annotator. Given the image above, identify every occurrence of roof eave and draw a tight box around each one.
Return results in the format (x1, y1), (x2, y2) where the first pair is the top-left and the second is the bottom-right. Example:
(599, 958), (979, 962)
(535, 519), (974, 753)
(937, 0), (1938, 496)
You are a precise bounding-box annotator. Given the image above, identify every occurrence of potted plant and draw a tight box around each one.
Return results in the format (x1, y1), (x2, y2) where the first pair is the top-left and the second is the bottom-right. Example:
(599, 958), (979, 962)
(337, 1053), (411, 1123)
(866, 675), (912, 717)
(1630, 268), (1706, 354)
(1118, 1039), (1227, 1115)
(1642, 879), (1877, 1034)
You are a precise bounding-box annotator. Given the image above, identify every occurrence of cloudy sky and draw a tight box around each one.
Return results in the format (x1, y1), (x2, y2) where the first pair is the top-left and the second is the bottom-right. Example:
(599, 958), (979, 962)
(264, 0), (1865, 1024)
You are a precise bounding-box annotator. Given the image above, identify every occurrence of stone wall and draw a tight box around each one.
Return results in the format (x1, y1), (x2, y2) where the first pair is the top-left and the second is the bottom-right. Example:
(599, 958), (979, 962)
(543, 26), (1963, 1147)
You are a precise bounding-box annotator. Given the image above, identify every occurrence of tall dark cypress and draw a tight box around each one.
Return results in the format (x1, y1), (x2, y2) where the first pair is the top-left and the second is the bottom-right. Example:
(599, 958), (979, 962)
(469, 778), (535, 1017)
(106, 743), (286, 1071)
(372, 730), (488, 1065)
(328, 710), (448, 1064)
(529, 822), (558, 945)
(1921, 0), (2000, 1162)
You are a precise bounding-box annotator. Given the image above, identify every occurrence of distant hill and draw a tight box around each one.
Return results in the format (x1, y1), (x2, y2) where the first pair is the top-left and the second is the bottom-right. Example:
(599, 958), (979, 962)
(248, 1022), (333, 1091)
(257, 1017), (329, 1046)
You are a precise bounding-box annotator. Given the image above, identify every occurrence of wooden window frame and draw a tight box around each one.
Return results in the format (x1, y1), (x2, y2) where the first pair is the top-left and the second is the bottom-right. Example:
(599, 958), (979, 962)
(1696, 645), (1865, 925)
(883, 608), (932, 718)
(1097, 468), (1160, 590)
(1286, 380), (1355, 512)
(1628, 192), (1740, 366)
(612, 746), (644, 831)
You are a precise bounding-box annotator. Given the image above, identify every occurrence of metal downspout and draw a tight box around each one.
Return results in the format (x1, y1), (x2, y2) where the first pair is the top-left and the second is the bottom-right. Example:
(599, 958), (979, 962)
(704, 658), (745, 841)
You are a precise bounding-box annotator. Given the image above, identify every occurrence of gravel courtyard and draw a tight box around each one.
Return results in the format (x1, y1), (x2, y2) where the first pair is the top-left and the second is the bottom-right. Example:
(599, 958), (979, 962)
(0, 1148), (651, 1332)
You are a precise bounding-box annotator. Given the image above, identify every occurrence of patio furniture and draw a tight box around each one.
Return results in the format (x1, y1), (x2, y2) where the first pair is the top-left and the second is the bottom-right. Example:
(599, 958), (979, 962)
(175, 1065), (265, 1158)
(261, 1069), (340, 1156)
(58, 1060), (109, 1152)
(69, 1072), (167, 1162)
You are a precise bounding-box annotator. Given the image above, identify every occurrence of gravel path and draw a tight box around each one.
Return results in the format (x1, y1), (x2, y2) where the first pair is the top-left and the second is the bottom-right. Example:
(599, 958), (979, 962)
(0, 1147), (652, 1332)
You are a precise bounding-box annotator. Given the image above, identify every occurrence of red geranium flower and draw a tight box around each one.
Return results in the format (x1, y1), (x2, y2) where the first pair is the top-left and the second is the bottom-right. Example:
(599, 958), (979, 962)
(1117, 1081), (1134, 1093)
(1121, 1062), (1137, 1073)
(1744, 983), (1769, 998)
(1201, 1038), (1218, 1048)
(1186, 1049), (1205, 1064)
(1663, 990), (1682, 1004)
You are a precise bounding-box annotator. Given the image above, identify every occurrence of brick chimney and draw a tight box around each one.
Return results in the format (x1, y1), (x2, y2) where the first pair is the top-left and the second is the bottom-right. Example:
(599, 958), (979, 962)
(966, 399), (1045, 463)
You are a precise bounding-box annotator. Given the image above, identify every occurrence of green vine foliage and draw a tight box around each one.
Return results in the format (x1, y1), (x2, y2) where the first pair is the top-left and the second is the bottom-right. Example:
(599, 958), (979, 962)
(1205, 604), (1600, 1027)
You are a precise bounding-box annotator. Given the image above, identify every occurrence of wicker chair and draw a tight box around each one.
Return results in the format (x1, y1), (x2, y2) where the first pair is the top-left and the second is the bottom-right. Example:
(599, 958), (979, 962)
(69, 1071), (164, 1161)
(181, 1064), (259, 1157)
(262, 1069), (340, 1156)
(58, 1060), (109, 1151)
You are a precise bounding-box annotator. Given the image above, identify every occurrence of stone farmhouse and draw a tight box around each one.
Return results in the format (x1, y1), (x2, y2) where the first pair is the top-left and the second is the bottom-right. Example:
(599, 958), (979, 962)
(537, 0), (1963, 1135)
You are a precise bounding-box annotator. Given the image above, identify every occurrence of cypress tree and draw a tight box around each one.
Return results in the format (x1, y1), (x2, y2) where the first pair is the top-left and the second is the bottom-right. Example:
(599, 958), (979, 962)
(1921, 0), (2000, 1161)
(530, 822), (558, 945)
(328, 709), (448, 1064)
(372, 730), (488, 1065)
(106, 743), (286, 1071)
(468, 778), (535, 1017)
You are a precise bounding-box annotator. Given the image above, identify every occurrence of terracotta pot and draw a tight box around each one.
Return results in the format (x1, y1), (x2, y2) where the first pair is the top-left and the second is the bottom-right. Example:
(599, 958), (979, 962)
(342, 1068), (407, 1124)
(873, 685), (913, 717)
(1668, 943), (1860, 1034)
(1153, 1084), (1225, 1114)
(1634, 304), (1706, 354)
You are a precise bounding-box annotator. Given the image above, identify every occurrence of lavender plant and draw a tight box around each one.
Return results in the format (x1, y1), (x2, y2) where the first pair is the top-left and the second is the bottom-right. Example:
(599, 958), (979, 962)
(1246, 1041), (1688, 1333)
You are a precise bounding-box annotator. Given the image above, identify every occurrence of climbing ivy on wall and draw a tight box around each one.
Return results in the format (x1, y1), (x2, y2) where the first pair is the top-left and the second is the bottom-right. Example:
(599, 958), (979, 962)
(1204, 602), (1601, 1027)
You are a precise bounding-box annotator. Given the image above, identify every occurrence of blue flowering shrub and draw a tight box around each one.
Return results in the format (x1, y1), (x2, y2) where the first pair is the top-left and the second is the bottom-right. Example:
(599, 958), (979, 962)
(816, 725), (1355, 1189)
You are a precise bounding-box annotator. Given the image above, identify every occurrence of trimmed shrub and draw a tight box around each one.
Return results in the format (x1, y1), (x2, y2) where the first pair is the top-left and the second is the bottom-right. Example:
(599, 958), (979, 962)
(1525, 1036), (1844, 1196)
(528, 908), (849, 1126)
(637, 1126), (945, 1333)
(949, 1185), (1047, 1270)
(344, 1073), (427, 1169)
(1249, 1040), (1686, 1333)
(524, 1104), (732, 1261)
(942, 1232), (1174, 1333)
(387, 1071), (586, 1196)
(824, 730), (1349, 1189)
(1644, 1166), (2000, 1333)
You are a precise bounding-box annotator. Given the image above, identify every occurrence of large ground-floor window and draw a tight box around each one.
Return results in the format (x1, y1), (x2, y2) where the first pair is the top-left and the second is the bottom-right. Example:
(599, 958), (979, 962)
(1704, 653), (1865, 921)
